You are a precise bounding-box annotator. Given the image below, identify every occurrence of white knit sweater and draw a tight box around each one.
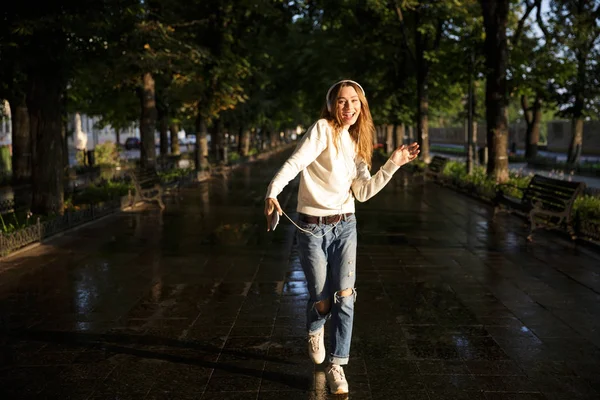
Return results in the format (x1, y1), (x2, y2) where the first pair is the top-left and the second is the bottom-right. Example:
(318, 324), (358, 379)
(265, 119), (400, 217)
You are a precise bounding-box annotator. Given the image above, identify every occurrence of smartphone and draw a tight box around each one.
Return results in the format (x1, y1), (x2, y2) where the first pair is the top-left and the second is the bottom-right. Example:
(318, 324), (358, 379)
(270, 212), (280, 231)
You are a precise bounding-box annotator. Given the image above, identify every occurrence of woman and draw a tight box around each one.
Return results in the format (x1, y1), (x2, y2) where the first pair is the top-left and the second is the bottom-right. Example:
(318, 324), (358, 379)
(264, 80), (419, 394)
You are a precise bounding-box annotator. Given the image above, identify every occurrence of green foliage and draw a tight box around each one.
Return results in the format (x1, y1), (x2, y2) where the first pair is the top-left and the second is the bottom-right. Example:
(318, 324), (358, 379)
(574, 195), (600, 222)
(75, 142), (121, 167)
(0, 210), (34, 234)
(443, 160), (468, 180)
(0, 145), (11, 175)
(69, 181), (132, 206)
(546, 0), (600, 120)
(94, 143), (121, 167)
(158, 167), (194, 184)
(228, 151), (241, 163)
(412, 159), (427, 170)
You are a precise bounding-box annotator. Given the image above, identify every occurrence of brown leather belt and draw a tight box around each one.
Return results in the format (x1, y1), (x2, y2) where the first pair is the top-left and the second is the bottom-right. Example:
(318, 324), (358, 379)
(299, 213), (353, 225)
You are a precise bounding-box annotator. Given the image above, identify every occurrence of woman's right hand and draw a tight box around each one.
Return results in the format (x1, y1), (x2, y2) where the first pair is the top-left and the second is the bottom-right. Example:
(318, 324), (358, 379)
(264, 197), (283, 231)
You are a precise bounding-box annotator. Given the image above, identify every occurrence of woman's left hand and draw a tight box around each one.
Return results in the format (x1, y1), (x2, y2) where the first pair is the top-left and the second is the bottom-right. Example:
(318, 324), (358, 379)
(390, 142), (420, 166)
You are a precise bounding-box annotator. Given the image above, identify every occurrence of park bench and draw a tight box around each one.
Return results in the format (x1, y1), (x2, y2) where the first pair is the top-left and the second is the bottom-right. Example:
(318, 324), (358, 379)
(425, 155), (449, 180)
(127, 167), (166, 209)
(493, 174), (585, 241)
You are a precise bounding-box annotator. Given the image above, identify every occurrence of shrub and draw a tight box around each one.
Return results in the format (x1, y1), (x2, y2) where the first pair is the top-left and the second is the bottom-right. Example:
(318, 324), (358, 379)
(70, 180), (132, 205)
(0, 210), (34, 233)
(228, 151), (241, 163)
(574, 195), (600, 222)
(158, 167), (194, 183)
(76, 142), (121, 167)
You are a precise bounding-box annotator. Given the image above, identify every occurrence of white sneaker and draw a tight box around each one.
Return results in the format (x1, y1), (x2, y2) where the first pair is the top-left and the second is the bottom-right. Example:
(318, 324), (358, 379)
(326, 363), (349, 394)
(308, 326), (325, 364)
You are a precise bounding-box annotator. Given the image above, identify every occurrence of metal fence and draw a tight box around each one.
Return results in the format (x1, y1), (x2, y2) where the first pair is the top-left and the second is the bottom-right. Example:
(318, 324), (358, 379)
(0, 170), (197, 258)
(0, 195), (131, 257)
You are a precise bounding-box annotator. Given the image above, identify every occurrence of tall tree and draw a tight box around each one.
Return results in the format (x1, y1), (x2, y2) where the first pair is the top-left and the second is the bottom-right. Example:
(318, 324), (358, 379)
(0, 11), (31, 184)
(481, 0), (510, 183)
(507, 0), (561, 161)
(1, 77), (31, 184)
(391, 1), (450, 162)
(545, 0), (600, 164)
(2, 1), (141, 214)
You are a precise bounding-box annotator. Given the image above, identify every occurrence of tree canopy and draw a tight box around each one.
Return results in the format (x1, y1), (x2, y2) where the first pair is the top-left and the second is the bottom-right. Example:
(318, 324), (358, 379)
(1, 0), (599, 212)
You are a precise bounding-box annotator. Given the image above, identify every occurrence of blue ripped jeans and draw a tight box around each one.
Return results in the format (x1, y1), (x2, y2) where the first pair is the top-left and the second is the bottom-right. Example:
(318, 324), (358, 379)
(296, 213), (357, 365)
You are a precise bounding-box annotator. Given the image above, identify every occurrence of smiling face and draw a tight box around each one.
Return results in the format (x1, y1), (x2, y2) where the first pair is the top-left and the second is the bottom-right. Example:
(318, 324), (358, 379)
(336, 85), (361, 129)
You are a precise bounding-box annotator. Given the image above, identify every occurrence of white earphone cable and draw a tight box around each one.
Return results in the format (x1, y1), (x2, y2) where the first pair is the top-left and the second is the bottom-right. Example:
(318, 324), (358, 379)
(279, 209), (341, 239)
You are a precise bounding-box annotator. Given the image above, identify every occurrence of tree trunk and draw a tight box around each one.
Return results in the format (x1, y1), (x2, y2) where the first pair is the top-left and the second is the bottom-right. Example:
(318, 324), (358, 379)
(394, 123), (405, 148)
(481, 0), (510, 183)
(27, 75), (64, 215)
(61, 90), (70, 171)
(522, 94), (541, 161)
(236, 126), (244, 154)
(472, 121), (478, 164)
(416, 80), (430, 162)
(567, 50), (586, 165)
(466, 52), (476, 174)
(415, 14), (431, 163)
(466, 119), (478, 174)
(372, 126), (378, 147)
(241, 130), (251, 156)
(211, 122), (218, 160)
(212, 120), (226, 163)
(9, 96), (32, 184)
(567, 117), (583, 165)
(139, 72), (157, 168)
(195, 113), (209, 171)
(115, 128), (121, 148)
(221, 123), (228, 163)
(62, 109), (69, 171)
(269, 129), (279, 149)
(385, 125), (394, 154)
(169, 123), (180, 155)
(159, 116), (169, 157)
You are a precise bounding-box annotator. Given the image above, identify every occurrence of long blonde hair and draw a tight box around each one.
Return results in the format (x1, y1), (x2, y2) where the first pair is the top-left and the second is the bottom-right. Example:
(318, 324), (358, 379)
(320, 81), (375, 169)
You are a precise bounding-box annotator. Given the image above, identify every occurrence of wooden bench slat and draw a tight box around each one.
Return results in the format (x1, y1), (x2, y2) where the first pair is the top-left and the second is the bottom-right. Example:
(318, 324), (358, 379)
(524, 188), (576, 202)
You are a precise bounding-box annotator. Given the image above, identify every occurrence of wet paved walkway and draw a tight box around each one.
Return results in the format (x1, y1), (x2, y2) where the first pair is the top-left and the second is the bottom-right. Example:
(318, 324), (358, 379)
(1, 149), (600, 400)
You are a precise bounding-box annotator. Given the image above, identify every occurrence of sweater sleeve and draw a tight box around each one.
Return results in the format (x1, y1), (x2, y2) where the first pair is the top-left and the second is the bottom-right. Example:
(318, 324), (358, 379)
(350, 158), (400, 202)
(265, 120), (328, 199)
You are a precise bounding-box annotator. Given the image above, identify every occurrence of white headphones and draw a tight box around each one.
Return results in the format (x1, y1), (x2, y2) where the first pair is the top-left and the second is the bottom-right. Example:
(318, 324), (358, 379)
(326, 80), (366, 112)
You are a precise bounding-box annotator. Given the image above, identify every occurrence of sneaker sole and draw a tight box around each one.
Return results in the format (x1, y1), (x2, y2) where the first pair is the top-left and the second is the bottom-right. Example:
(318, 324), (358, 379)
(330, 388), (349, 395)
(310, 350), (326, 364)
